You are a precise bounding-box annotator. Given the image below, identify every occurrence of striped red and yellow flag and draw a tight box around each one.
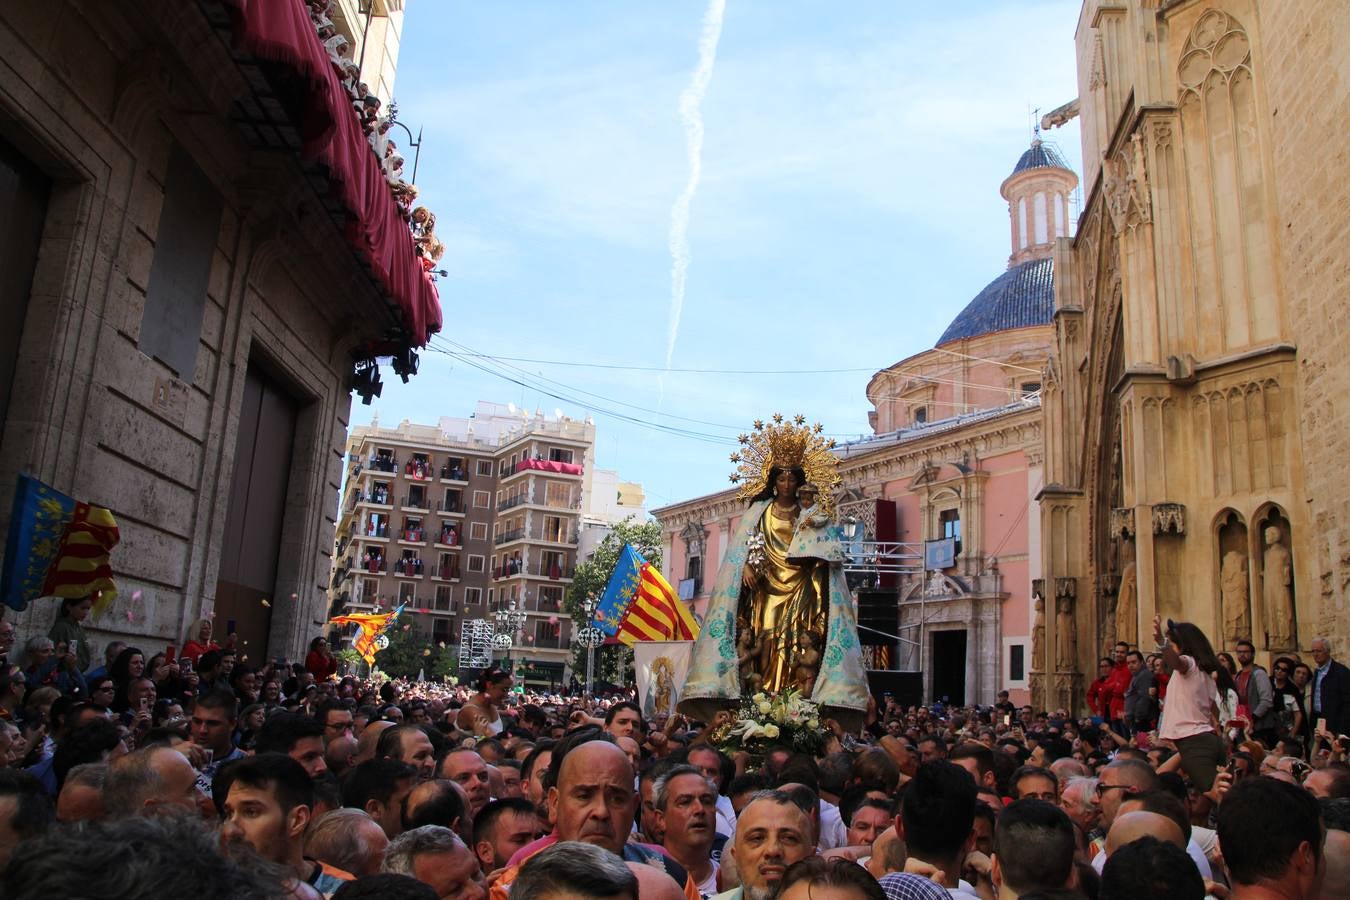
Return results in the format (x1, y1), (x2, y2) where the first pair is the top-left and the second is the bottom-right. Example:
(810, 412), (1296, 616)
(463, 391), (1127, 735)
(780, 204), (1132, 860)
(39, 502), (120, 614)
(614, 561), (699, 646)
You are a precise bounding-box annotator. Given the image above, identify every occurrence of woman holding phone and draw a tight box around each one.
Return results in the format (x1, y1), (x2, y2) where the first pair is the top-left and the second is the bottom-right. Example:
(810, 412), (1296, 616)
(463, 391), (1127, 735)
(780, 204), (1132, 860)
(1152, 615), (1229, 790)
(47, 595), (93, 673)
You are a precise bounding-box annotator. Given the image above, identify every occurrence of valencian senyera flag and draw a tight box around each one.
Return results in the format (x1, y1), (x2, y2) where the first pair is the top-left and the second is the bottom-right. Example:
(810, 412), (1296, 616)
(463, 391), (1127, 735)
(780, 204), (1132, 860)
(2, 473), (121, 614)
(329, 605), (404, 666)
(593, 544), (699, 646)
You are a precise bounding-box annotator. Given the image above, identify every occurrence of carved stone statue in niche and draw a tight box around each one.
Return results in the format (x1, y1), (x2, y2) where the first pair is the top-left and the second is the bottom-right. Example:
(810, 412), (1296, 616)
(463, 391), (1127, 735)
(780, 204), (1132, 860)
(1116, 560), (1138, 647)
(1101, 576), (1118, 652)
(1220, 550), (1250, 645)
(1031, 595), (1046, 672)
(1056, 594), (1077, 671)
(1263, 524), (1295, 650)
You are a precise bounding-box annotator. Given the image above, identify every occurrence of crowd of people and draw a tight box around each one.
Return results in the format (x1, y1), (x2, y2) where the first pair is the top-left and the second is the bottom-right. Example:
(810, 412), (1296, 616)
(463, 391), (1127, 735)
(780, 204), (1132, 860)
(0, 606), (1348, 899)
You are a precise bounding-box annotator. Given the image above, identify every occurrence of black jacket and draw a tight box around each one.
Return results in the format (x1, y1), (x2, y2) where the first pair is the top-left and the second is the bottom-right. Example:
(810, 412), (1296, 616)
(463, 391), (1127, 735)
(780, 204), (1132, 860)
(1313, 659), (1350, 738)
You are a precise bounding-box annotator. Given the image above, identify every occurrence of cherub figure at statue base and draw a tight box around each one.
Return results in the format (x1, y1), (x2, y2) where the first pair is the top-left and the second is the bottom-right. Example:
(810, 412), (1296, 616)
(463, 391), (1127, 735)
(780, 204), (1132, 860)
(791, 630), (824, 698)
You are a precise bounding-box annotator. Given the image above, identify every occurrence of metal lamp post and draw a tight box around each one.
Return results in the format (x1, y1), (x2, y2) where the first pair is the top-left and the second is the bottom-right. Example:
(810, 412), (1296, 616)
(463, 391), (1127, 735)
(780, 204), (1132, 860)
(576, 594), (605, 696)
(492, 600), (526, 672)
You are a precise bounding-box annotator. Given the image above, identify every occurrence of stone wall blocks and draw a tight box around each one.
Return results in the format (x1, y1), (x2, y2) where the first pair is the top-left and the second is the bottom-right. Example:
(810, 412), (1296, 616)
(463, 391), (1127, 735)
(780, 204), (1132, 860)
(83, 446), (195, 538)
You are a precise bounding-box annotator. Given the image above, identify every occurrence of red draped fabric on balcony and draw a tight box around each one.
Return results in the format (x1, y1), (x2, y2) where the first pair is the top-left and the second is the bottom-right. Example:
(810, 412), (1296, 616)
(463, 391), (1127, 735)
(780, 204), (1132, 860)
(515, 459), (584, 476)
(221, 0), (442, 346)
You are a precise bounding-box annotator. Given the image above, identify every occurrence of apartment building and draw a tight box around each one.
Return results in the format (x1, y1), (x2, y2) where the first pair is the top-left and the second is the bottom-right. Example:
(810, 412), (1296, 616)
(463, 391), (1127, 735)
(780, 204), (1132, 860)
(331, 404), (596, 686)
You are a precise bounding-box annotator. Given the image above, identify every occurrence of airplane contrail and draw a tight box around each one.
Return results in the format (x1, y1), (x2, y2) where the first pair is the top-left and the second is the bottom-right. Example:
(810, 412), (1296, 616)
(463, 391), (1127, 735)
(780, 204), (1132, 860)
(664, 0), (726, 371)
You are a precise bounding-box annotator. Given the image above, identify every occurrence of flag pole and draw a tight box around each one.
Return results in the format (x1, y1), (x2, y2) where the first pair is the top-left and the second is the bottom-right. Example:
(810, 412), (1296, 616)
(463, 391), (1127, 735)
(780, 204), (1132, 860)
(584, 594), (597, 695)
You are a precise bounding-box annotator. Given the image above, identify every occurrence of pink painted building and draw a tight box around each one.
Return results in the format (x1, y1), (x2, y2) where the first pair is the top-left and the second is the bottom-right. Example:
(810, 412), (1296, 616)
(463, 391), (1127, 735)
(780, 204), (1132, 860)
(653, 140), (1077, 707)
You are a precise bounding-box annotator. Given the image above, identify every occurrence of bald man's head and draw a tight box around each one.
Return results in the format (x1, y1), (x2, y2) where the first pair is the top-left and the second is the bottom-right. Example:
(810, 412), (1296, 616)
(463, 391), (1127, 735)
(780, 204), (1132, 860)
(1106, 811), (1184, 857)
(627, 860), (686, 900)
(551, 740), (637, 854)
(354, 721), (393, 764)
(1322, 829), (1350, 900)
(325, 735), (359, 775)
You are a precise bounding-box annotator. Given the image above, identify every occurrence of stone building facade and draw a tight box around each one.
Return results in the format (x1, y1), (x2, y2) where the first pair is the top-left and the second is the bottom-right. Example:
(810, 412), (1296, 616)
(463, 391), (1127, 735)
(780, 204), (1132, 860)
(0, 1), (436, 664)
(1036, 0), (1348, 711)
(655, 141), (1075, 707)
(332, 406), (598, 687)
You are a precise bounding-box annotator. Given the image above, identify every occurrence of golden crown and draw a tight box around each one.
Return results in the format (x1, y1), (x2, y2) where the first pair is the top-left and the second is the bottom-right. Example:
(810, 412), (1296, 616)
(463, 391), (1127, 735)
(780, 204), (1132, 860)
(728, 413), (841, 515)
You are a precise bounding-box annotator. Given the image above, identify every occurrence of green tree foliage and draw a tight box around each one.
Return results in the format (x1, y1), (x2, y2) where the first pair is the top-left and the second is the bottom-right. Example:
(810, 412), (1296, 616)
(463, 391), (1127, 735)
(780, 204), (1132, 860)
(362, 618), (459, 681)
(564, 517), (663, 687)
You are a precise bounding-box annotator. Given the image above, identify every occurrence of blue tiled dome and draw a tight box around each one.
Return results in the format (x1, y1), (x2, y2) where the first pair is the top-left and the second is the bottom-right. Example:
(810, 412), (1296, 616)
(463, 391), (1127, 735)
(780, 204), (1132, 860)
(1011, 140), (1071, 176)
(937, 257), (1054, 346)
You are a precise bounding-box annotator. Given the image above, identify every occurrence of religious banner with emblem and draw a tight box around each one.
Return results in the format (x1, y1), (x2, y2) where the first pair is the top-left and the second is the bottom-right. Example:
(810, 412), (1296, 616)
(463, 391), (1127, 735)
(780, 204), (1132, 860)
(634, 640), (693, 720)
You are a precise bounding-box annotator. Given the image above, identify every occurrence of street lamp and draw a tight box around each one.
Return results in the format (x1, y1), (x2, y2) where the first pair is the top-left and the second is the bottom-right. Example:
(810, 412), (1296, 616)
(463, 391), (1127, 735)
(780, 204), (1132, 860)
(576, 593), (605, 696)
(492, 600), (526, 673)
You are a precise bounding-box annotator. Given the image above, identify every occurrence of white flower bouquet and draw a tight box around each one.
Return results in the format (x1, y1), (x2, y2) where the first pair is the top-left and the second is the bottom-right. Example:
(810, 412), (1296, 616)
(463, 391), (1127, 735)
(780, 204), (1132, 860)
(709, 688), (827, 763)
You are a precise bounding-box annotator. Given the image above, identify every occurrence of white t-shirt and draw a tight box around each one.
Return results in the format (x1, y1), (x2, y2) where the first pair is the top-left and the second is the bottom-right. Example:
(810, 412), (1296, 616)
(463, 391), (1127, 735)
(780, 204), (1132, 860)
(1092, 840), (1212, 881)
(696, 861), (720, 899)
(715, 795), (737, 837)
(818, 799), (848, 850)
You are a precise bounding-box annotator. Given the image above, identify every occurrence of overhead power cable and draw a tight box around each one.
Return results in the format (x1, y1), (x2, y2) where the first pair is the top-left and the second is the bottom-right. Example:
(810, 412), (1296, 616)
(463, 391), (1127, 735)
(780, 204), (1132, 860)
(438, 349), (878, 376)
(422, 340), (736, 446)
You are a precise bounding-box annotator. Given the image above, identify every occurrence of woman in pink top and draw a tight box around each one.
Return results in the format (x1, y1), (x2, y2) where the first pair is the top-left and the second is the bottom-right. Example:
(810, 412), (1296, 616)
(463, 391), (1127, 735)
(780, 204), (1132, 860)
(1152, 614), (1229, 790)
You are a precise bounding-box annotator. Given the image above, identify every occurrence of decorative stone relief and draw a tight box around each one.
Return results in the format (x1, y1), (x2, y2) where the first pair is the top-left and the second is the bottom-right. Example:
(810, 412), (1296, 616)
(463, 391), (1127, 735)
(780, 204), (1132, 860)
(1055, 577), (1077, 601)
(1104, 134), (1152, 233)
(1152, 503), (1186, 535)
(1110, 507), (1136, 539)
(1151, 121), (1173, 152)
(1052, 672), (1077, 714)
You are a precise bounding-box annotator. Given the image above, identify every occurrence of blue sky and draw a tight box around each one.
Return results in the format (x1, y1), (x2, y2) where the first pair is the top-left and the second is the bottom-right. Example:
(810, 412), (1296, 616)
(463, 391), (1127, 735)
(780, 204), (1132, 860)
(364, 1), (1084, 510)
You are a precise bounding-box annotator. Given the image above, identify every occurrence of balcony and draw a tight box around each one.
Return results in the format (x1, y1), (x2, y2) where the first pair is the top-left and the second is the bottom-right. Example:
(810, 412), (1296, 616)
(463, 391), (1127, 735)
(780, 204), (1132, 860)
(433, 532), (462, 549)
(437, 500), (464, 516)
(393, 558), (425, 578)
(358, 490), (392, 509)
(368, 455), (399, 474)
(398, 528), (428, 546)
(500, 458), (584, 481)
(362, 525), (390, 541)
(493, 563), (575, 581)
(404, 459), (435, 482)
(497, 494), (528, 512)
(494, 528), (526, 546)
(360, 559), (387, 574)
(494, 527), (579, 547)
(431, 564), (461, 582)
(401, 495), (431, 513)
(439, 464), (468, 484)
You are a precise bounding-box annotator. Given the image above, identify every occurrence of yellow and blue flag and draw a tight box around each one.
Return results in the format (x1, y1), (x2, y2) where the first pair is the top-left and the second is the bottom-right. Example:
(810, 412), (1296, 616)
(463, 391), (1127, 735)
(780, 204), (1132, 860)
(594, 544), (698, 646)
(2, 473), (120, 613)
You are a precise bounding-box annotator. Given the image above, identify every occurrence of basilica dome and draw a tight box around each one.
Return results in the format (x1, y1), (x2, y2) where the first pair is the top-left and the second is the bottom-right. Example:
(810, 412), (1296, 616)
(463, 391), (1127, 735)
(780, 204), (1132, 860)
(936, 256), (1054, 346)
(1011, 140), (1072, 176)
